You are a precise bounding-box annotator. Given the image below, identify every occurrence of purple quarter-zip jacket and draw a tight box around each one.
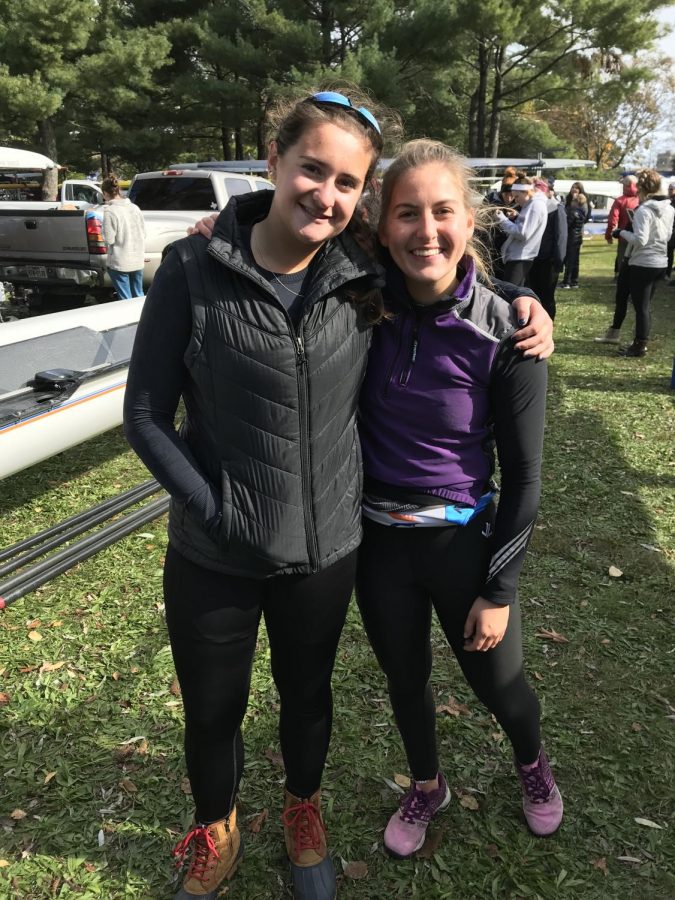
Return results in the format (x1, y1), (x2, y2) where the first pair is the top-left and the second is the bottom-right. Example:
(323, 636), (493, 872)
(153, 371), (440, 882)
(358, 256), (548, 603)
(359, 258), (515, 506)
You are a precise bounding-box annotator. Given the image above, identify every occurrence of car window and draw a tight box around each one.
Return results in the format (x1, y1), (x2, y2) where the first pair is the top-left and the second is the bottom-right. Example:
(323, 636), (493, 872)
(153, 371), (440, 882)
(224, 177), (252, 198)
(129, 177), (219, 211)
(254, 179), (274, 192)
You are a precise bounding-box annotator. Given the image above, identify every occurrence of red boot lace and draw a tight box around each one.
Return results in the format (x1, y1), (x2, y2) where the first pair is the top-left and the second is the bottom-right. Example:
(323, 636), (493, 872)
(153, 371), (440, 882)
(172, 824), (220, 883)
(282, 800), (326, 858)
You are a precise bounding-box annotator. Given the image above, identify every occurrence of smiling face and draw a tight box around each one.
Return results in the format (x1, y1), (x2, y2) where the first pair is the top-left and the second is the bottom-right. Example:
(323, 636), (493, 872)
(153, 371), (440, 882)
(266, 121), (374, 253)
(378, 162), (475, 304)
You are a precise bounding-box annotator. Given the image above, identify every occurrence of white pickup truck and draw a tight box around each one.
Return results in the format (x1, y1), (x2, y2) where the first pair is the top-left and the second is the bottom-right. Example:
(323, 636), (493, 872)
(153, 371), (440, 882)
(0, 179), (104, 210)
(0, 168), (272, 309)
(128, 166), (273, 285)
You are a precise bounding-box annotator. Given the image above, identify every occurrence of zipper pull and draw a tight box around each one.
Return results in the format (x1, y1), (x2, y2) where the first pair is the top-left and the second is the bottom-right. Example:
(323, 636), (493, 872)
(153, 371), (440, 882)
(296, 335), (306, 364)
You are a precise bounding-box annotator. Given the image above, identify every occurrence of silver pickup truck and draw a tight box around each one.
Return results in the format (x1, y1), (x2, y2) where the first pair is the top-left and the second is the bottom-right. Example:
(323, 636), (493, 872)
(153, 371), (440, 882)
(0, 168), (273, 309)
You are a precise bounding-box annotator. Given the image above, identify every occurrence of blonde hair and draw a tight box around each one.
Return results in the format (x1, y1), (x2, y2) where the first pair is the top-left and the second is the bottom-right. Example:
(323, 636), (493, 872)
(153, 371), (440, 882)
(572, 193), (587, 207)
(378, 139), (493, 283)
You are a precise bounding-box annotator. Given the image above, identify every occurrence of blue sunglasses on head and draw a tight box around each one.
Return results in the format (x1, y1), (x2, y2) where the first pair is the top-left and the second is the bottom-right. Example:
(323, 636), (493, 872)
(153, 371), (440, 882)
(310, 91), (381, 135)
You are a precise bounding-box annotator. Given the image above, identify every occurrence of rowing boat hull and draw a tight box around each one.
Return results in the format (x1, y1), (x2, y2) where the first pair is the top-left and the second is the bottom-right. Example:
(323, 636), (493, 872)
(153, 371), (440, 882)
(0, 298), (143, 479)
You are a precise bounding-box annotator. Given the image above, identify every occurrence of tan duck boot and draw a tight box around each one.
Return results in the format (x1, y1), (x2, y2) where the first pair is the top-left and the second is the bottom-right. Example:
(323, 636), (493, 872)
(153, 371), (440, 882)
(282, 788), (336, 899)
(173, 807), (243, 899)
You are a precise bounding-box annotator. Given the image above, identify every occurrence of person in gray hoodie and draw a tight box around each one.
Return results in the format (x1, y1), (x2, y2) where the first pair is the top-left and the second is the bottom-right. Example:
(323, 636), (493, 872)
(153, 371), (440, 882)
(526, 179), (567, 319)
(101, 174), (146, 299)
(613, 169), (674, 357)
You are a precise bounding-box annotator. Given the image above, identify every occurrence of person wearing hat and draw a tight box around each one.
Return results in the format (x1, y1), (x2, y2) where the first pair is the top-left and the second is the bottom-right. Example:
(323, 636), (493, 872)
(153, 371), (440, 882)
(495, 176), (548, 286)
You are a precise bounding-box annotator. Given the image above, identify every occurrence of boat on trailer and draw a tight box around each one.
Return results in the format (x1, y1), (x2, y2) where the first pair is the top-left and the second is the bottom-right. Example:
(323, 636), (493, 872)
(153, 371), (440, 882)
(0, 298), (143, 480)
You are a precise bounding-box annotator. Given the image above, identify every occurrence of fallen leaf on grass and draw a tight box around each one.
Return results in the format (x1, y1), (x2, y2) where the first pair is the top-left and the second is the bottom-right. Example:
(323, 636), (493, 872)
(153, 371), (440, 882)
(170, 677), (181, 697)
(394, 773), (411, 789)
(180, 777), (192, 795)
(608, 566), (623, 578)
(533, 672), (544, 681)
(0, 693), (10, 705)
(39, 661), (65, 673)
(592, 857), (608, 876)
(0, 860), (9, 867)
(264, 748), (284, 768)
(436, 695), (471, 717)
(343, 860), (368, 879)
(639, 544), (662, 553)
(485, 843), (499, 858)
(119, 778), (138, 793)
(617, 855), (642, 863)
(26, 619), (41, 629)
(634, 817), (663, 829)
(535, 628), (569, 643)
(10, 810), (26, 820)
(248, 809), (268, 833)
(43, 772), (56, 785)
(382, 777), (405, 795)
(456, 791), (479, 810)
(418, 824), (447, 858)
(27, 631), (42, 642)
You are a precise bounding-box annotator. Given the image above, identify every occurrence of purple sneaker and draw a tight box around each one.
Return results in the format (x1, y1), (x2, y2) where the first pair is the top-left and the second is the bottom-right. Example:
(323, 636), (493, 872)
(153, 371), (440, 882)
(383, 772), (451, 858)
(515, 747), (563, 836)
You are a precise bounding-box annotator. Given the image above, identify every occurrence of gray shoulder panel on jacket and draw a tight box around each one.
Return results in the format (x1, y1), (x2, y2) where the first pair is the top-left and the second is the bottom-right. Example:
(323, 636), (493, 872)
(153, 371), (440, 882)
(455, 283), (518, 343)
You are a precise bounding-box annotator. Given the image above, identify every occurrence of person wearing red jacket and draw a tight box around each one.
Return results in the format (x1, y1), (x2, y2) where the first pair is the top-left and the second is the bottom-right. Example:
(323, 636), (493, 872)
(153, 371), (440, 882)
(605, 176), (639, 276)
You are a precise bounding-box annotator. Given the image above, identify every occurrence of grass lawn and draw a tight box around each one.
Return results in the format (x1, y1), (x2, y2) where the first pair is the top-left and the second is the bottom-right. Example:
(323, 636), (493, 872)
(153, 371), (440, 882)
(1, 240), (673, 899)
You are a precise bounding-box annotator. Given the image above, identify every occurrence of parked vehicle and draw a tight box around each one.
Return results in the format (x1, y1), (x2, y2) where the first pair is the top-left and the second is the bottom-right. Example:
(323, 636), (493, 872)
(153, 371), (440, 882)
(127, 166), (273, 285)
(0, 168), (272, 309)
(0, 179), (103, 209)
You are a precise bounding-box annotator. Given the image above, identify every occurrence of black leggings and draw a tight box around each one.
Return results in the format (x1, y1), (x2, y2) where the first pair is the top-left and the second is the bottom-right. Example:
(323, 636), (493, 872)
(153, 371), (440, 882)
(503, 259), (533, 287)
(628, 265), (665, 341)
(163, 544), (356, 822)
(355, 510), (541, 780)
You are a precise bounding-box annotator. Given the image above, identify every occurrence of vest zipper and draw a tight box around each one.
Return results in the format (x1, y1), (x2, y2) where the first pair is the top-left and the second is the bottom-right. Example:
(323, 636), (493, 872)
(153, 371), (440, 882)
(295, 332), (320, 572)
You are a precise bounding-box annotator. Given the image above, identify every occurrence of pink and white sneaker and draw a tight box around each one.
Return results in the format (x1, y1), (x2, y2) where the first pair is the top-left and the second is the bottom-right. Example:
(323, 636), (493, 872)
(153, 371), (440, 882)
(383, 772), (451, 858)
(515, 747), (563, 836)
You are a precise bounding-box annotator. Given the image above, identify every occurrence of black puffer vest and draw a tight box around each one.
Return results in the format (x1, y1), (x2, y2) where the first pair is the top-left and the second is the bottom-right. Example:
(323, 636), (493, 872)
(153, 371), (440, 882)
(168, 191), (381, 577)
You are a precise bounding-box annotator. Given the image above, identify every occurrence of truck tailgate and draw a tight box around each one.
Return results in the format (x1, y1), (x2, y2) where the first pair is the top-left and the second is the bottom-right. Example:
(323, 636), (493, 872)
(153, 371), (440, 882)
(0, 209), (92, 263)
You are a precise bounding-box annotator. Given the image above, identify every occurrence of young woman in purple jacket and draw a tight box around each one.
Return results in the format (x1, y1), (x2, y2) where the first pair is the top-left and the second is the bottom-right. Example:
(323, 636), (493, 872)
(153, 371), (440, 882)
(355, 140), (563, 858)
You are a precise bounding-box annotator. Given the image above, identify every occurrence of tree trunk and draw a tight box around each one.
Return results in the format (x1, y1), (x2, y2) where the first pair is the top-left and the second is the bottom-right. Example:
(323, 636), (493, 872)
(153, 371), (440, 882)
(320, 1), (334, 65)
(100, 151), (110, 176)
(39, 119), (59, 201)
(235, 126), (243, 160)
(468, 40), (490, 155)
(487, 44), (504, 157)
(256, 116), (266, 159)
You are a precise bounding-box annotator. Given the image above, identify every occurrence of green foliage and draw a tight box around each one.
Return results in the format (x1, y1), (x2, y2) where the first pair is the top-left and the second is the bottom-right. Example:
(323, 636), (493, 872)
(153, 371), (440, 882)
(0, 0), (671, 170)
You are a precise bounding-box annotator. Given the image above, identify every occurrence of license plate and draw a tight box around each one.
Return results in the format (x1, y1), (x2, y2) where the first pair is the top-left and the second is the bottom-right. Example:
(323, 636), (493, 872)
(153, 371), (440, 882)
(26, 266), (48, 279)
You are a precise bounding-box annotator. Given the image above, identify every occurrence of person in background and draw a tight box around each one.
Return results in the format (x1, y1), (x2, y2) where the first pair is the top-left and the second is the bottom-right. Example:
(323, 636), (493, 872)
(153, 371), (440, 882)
(605, 176), (639, 278)
(614, 169), (674, 357)
(666, 181), (675, 285)
(565, 181), (591, 222)
(101, 174), (146, 299)
(355, 140), (562, 860)
(495, 175), (548, 286)
(527, 178), (567, 319)
(561, 193), (586, 289)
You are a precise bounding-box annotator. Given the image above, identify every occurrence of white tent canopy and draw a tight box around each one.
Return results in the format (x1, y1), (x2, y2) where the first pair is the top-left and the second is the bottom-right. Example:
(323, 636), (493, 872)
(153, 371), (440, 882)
(0, 147), (56, 170)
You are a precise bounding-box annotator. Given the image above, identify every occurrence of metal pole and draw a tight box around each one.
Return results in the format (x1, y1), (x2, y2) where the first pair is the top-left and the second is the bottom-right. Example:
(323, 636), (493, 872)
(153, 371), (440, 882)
(0, 495), (169, 609)
(0, 481), (161, 578)
(0, 479), (159, 564)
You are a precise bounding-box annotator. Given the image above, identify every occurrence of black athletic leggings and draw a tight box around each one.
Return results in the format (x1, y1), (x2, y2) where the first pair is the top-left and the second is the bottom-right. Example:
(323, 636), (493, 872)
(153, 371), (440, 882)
(163, 544), (356, 823)
(355, 508), (541, 780)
